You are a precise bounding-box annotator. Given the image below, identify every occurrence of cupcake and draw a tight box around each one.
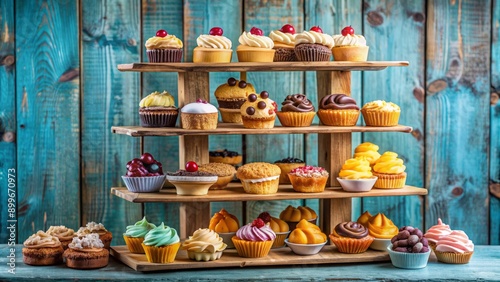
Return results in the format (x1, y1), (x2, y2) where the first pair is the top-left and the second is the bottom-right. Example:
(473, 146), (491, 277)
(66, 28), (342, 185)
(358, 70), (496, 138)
(122, 153), (166, 193)
(236, 162), (281, 194)
(123, 216), (156, 254)
(208, 208), (240, 249)
(240, 91), (277, 129)
(142, 222), (181, 263)
(276, 94), (316, 127)
(257, 212), (290, 248)
(317, 94), (360, 126)
(181, 228), (227, 261)
(288, 165), (329, 193)
(198, 162), (236, 189)
(193, 27), (232, 63)
(274, 157), (305, 184)
(269, 24), (297, 61)
(388, 226), (431, 269)
(361, 100), (401, 126)
(337, 157), (377, 192)
(232, 218), (276, 258)
(180, 99), (219, 130)
(22, 231), (64, 265)
(331, 26), (369, 61)
(329, 221), (374, 254)
(237, 27), (275, 62)
(76, 222), (112, 250)
(145, 29), (183, 62)
(367, 213), (399, 251)
(286, 219), (327, 255)
(46, 225), (75, 250)
(63, 234), (109, 269)
(166, 161), (218, 196)
(372, 151), (407, 188)
(214, 77), (256, 123)
(434, 230), (474, 264)
(423, 218), (452, 250)
(139, 90), (178, 127)
(294, 26), (334, 61)
(353, 142), (381, 166)
(209, 149), (243, 166)
(279, 205), (317, 231)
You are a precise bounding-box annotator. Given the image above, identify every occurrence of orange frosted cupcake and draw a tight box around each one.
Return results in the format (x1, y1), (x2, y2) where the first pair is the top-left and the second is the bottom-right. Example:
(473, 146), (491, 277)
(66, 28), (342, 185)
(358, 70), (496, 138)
(329, 221), (374, 254)
(209, 208), (240, 249)
(317, 94), (360, 126)
(372, 151), (407, 188)
(434, 230), (474, 264)
(123, 217), (156, 254)
(356, 211), (373, 227)
(257, 212), (290, 248)
(367, 213), (399, 251)
(353, 142), (381, 166)
(193, 27), (232, 63)
(232, 218), (276, 258)
(237, 27), (275, 62)
(276, 94), (316, 127)
(141, 223), (181, 263)
(361, 100), (400, 126)
(288, 165), (329, 193)
(240, 91), (277, 129)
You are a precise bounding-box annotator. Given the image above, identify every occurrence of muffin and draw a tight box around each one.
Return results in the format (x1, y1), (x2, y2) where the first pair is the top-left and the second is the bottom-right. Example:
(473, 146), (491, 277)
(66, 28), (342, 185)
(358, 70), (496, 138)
(372, 151), (407, 188)
(279, 205), (317, 231)
(434, 230), (474, 264)
(166, 161), (218, 195)
(331, 26), (369, 61)
(294, 26), (334, 61)
(46, 225), (75, 250)
(122, 153), (166, 193)
(276, 94), (316, 127)
(353, 142), (381, 166)
(76, 222), (112, 250)
(288, 165), (329, 193)
(208, 208), (240, 249)
(240, 91), (277, 129)
(317, 94), (360, 126)
(123, 216), (156, 254)
(139, 90), (178, 127)
(209, 149), (243, 166)
(257, 212), (290, 248)
(198, 162), (236, 189)
(180, 99), (218, 130)
(237, 27), (275, 62)
(232, 218), (276, 258)
(142, 222), (181, 263)
(424, 218), (452, 251)
(63, 234), (109, 269)
(236, 162), (281, 194)
(337, 157), (377, 192)
(145, 29), (183, 62)
(181, 228), (227, 261)
(361, 100), (401, 126)
(329, 221), (374, 254)
(269, 24), (297, 61)
(214, 77), (256, 123)
(388, 226), (431, 269)
(367, 213), (399, 251)
(22, 231), (64, 265)
(193, 27), (232, 63)
(274, 157), (305, 184)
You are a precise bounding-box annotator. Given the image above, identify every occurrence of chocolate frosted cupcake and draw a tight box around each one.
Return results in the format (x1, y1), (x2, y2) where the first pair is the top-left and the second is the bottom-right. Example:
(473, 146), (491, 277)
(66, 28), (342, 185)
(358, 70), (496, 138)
(276, 94), (316, 127)
(329, 221), (374, 254)
(294, 26), (334, 61)
(139, 91), (178, 127)
(317, 94), (360, 126)
(145, 29), (183, 62)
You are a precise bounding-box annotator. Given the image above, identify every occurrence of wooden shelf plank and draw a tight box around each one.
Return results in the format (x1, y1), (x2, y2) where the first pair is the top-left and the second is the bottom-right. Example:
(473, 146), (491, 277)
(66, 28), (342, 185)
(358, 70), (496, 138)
(110, 185), (427, 203)
(112, 124), (413, 137)
(110, 245), (389, 272)
(117, 61), (409, 73)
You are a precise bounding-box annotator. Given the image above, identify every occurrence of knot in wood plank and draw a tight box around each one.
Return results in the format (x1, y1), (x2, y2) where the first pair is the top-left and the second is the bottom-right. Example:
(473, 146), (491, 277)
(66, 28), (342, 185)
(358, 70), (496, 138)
(367, 11), (384, 26)
(452, 186), (463, 196)
(59, 68), (79, 82)
(491, 92), (499, 105)
(1, 55), (15, 66)
(2, 132), (15, 143)
(427, 79), (448, 95)
(490, 183), (500, 199)
(413, 86), (425, 103)
(411, 128), (423, 141)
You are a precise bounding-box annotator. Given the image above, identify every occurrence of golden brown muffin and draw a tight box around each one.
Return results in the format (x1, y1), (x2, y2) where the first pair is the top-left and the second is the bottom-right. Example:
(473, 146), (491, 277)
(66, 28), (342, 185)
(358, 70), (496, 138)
(215, 77), (256, 123)
(236, 162), (281, 194)
(198, 162), (237, 189)
(22, 231), (64, 266)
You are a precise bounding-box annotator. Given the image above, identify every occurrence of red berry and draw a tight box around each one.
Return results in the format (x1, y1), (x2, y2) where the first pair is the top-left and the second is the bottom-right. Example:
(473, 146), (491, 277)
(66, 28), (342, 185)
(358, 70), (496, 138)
(127, 163), (143, 172)
(185, 161), (198, 172)
(310, 26), (323, 33)
(127, 170), (142, 177)
(258, 212), (272, 223)
(209, 27), (223, 36)
(140, 153), (155, 165)
(280, 24), (295, 34)
(252, 218), (265, 228)
(341, 26), (355, 36)
(250, 27), (263, 36)
(156, 29), (167, 37)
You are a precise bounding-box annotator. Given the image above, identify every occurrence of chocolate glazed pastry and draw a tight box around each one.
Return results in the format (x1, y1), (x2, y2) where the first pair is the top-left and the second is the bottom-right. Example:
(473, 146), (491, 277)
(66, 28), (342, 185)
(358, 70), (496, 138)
(317, 94), (360, 126)
(335, 222), (369, 238)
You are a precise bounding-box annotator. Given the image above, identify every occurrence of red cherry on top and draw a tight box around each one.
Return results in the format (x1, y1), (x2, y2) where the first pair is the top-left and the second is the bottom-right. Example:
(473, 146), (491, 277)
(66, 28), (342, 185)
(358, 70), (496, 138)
(185, 161), (198, 172)
(341, 26), (355, 36)
(252, 218), (265, 228)
(280, 24), (295, 34)
(156, 29), (168, 37)
(310, 26), (323, 33)
(140, 152), (155, 165)
(250, 27), (263, 36)
(209, 27), (223, 36)
(258, 212), (272, 223)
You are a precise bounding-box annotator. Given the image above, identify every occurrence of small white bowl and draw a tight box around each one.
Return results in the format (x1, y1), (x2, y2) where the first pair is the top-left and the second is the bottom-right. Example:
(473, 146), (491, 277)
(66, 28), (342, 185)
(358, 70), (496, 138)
(370, 238), (392, 251)
(285, 239), (326, 255)
(218, 232), (236, 249)
(387, 244), (431, 269)
(122, 175), (166, 193)
(166, 175), (218, 196)
(337, 177), (377, 192)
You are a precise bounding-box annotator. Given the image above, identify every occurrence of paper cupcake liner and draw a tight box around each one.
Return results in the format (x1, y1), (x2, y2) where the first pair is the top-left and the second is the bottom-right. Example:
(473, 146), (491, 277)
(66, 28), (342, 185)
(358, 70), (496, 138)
(142, 242), (181, 263)
(361, 109), (400, 126)
(236, 49), (275, 62)
(232, 236), (274, 258)
(288, 174), (328, 193)
(123, 235), (145, 254)
(372, 172), (406, 189)
(317, 109), (360, 126)
(272, 231), (291, 248)
(140, 111), (178, 127)
(387, 245), (431, 269)
(181, 112), (218, 130)
(193, 48), (232, 63)
(332, 46), (369, 62)
(219, 108), (243, 123)
(276, 111), (316, 127)
(329, 234), (374, 254)
(240, 177), (279, 194)
(275, 162), (305, 184)
(121, 175), (166, 193)
(273, 47), (297, 62)
(434, 250), (473, 264)
(241, 116), (276, 129)
(187, 250), (224, 262)
(294, 44), (332, 62)
(147, 49), (183, 63)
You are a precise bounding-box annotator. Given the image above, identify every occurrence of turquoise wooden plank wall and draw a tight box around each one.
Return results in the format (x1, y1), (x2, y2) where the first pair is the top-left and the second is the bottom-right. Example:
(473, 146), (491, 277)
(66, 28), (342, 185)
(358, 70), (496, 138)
(0, 0), (498, 246)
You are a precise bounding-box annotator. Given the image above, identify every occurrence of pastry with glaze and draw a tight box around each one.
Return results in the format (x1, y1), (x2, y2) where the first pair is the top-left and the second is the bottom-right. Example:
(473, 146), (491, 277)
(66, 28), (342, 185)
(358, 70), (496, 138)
(22, 231), (64, 265)
(236, 162), (281, 194)
(317, 94), (360, 126)
(46, 225), (75, 250)
(193, 27), (232, 63)
(329, 221), (374, 254)
(237, 27), (275, 62)
(372, 151), (407, 188)
(181, 228), (227, 261)
(63, 234), (109, 269)
(276, 94), (316, 127)
(123, 216), (156, 254)
(232, 218), (276, 258)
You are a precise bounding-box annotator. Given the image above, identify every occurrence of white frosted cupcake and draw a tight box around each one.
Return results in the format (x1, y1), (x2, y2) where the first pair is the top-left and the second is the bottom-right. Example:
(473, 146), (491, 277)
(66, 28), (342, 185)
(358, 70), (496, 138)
(237, 27), (275, 62)
(181, 228), (227, 261)
(331, 26), (369, 61)
(193, 27), (232, 63)
(180, 99), (218, 129)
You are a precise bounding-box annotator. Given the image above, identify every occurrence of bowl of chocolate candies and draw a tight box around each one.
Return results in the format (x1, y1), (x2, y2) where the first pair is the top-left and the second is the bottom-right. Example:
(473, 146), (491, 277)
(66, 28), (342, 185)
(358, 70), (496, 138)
(387, 226), (431, 269)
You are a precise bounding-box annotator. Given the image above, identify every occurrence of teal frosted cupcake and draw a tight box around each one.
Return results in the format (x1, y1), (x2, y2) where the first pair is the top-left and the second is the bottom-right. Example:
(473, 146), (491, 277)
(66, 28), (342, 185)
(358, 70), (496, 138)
(123, 217), (156, 254)
(142, 222), (180, 263)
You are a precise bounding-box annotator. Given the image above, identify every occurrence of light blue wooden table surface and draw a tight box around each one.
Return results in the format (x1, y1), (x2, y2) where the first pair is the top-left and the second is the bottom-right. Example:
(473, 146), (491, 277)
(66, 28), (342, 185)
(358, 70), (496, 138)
(1, 245), (499, 281)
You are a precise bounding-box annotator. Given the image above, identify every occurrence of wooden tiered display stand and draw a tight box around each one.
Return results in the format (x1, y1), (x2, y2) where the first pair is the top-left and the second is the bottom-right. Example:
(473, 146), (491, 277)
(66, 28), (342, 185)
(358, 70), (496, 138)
(110, 61), (427, 272)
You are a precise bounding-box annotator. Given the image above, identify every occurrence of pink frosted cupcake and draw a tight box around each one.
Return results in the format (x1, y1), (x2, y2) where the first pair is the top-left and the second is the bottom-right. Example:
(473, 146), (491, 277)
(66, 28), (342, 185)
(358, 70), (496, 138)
(435, 230), (474, 264)
(423, 218), (452, 251)
(232, 218), (276, 258)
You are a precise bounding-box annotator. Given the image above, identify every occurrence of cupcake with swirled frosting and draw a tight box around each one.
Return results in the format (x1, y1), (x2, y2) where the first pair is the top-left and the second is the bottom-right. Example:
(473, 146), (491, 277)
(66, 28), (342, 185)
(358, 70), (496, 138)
(317, 94), (360, 126)
(337, 157), (377, 192)
(22, 230), (64, 265)
(294, 26), (334, 61)
(46, 225), (75, 250)
(329, 221), (374, 254)
(424, 218), (452, 250)
(372, 151), (407, 188)
(332, 26), (369, 61)
(123, 216), (156, 254)
(145, 29), (183, 62)
(434, 230), (474, 264)
(361, 100), (401, 126)
(354, 142), (381, 166)
(181, 228), (227, 261)
(193, 27), (232, 63)
(237, 27), (275, 62)
(139, 90), (178, 127)
(276, 94), (316, 127)
(141, 222), (181, 263)
(232, 218), (276, 258)
(269, 24), (297, 61)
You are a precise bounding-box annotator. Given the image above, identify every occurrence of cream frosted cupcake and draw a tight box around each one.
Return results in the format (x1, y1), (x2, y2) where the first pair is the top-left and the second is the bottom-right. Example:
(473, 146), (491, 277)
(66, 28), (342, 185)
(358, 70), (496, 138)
(435, 230), (474, 264)
(22, 231), (64, 266)
(46, 225), (75, 250)
(76, 222), (112, 250)
(181, 228), (227, 261)
(145, 29), (183, 62)
(139, 90), (178, 127)
(232, 218), (276, 258)
(294, 26), (334, 61)
(180, 99), (218, 130)
(193, 27), (232, 63)
(331, 26), (369, 61)
(372, 151), (407, 188)
(317, 94), (360, 126)
(63, 234), (109, 269)
(237, 27), (275, 62)
(337, 157), (377, 192)
(123, 216), (156, 254)
(269, 24), (297, 61)
(142, 222), (181, 263)
(240, 91), (277, 129)
(361, 100), (401, 126)
(353, 142), (381, 166)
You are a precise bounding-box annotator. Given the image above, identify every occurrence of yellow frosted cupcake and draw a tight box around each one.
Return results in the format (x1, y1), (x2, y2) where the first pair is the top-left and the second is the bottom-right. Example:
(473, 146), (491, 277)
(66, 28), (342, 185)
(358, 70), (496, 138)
(145, 29), (183, 62)
(317, 94), (360, 126)
(288, 219), (327, 244)
(361, 100), (401, 126)
(181, 228), (227, 261)
(353, 142), (381, 166)
(337, 158), (377, 192)
(141, 223), (180, 263)
(356, 211), (373, 227)
(372, 151), (407, 188)
(331, 26), (369, 61)
(123, 217), (156, 254)
(237, 27), (275, 62)
(193, 27), (232, 63)
(367, 213), (399, 251)
(232, 218), (276, 258)
(139, 90), (178, 127)
(276, 94), (316, 127)
(279, 205), (317, 231)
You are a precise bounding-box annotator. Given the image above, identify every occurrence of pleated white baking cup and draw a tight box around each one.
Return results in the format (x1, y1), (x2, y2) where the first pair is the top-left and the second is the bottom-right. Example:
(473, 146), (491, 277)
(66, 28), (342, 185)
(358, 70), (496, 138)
(122, 175), (166, 193)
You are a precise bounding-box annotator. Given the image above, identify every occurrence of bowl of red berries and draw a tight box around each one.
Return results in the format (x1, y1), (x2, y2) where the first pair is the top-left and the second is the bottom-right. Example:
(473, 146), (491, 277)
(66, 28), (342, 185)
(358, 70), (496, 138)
(121, 153), (166, 193)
